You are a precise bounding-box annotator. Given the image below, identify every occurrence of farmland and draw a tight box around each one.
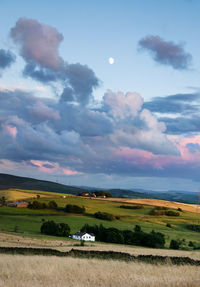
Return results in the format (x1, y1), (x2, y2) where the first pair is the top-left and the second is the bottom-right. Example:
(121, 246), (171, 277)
(0, 189), (200, 248)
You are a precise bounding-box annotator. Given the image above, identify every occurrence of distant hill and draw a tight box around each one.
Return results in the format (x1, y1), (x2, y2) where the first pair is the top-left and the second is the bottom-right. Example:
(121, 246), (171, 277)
(107, 188), (199, 204)
(0, 173), (199, 204)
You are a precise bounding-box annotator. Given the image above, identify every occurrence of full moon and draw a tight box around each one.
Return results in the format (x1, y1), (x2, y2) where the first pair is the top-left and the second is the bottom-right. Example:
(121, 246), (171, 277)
(108, 57), (114, 64)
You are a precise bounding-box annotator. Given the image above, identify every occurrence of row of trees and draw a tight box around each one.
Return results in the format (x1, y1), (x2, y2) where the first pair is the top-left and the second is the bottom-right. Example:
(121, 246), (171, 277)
(81, 224), (165, 248)
(28, 200), (58, 210)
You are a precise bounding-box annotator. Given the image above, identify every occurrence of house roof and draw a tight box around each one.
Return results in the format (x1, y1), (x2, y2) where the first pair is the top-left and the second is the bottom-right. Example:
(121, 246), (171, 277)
(73, 232), (95, 237)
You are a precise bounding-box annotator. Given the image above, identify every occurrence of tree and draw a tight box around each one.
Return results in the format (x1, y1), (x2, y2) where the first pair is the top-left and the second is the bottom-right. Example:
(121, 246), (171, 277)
(65, 204), (85, 214)
(0, 196), (6, 206)
(134, 225), (141, 232)
(48, 200), (58, 209)
(170, 239), (180, 250)
(41, 220), (70, 237)
(41, 221), (59, 236)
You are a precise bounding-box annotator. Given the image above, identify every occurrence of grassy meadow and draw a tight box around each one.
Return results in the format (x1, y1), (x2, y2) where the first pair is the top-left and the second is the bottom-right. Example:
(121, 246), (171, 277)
(0, 189), (200, 248)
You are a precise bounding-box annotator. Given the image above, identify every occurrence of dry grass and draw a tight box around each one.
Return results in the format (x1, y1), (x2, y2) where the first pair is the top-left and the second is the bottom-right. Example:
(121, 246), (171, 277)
(0, 254), (199, 287)
(1, 232), (200, 260)
(93, 197), (200, 213)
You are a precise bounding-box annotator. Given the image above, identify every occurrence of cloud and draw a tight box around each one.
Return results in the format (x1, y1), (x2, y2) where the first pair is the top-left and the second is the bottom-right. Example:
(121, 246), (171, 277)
(0, 88), (180, 179)
(144, 93), (200, 134)
(10, 18), (99, 106)
(103, 90), (143, 119)
(144, 93), (200, 114)
(0, 49), (16, 69)
(64, 63), (99, 105)
(138, 35), (192, 70)
(10, 18), (64, 70)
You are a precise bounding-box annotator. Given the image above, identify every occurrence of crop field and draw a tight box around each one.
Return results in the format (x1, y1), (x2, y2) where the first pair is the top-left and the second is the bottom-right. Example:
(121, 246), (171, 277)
(0, 189), (200, 247)
(0, 254), (200, 287)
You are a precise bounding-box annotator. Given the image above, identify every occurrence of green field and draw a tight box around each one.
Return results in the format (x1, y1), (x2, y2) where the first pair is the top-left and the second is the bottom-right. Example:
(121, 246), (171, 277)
(0, 189), (200, 248)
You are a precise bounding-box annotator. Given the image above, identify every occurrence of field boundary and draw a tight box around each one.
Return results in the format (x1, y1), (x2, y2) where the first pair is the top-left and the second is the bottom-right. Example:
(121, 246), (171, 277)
(0, 246), (200, 265)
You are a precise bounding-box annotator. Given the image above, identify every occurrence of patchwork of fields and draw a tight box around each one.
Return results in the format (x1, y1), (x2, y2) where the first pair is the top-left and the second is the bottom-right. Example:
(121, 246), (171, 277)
(0, 188), (200, 248)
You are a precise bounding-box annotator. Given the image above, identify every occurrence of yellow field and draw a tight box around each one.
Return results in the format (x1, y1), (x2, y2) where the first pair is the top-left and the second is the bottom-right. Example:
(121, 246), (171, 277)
(0, 254), (199, 287)
(0, 189), (74, 201)
(92, 197), (200, 213)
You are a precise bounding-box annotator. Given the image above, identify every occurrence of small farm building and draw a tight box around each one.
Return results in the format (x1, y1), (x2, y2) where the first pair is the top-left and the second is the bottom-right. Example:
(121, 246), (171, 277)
(7, 201), (29, 208)
(72, 232), (95, 241)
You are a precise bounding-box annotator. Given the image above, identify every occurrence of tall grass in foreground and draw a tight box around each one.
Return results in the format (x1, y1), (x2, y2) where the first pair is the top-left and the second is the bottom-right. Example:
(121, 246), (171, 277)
(0, 255), (199, 287)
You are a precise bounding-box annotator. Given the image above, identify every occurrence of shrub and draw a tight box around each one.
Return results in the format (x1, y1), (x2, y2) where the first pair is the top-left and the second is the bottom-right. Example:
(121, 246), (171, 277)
(94, 211), (115, 221)
(65, 204), (85, 214)
(165, 210), (180, 217)
(149, 208), (180, 217)
(186, 225), (200, 232)
(177, 208), (183, 212)
(166, 223), (172, 228)
(120, 205), (143, 210)
(170, 239), (180, 250)
(48, 201), (58, 209)
(188, 241), (194, 247)
(149, 209), (166, 216)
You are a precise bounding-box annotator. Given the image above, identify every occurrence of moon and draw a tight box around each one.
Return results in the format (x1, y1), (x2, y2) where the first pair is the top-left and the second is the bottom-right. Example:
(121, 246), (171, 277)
(108, 57), (114, 64)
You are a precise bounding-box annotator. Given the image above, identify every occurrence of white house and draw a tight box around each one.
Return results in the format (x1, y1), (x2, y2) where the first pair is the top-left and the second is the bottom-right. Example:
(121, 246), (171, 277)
(72, 232), (95, 241)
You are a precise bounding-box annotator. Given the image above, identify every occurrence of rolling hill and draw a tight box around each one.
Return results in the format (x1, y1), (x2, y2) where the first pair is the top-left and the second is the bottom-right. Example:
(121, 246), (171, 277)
(0, 173), (199, 204)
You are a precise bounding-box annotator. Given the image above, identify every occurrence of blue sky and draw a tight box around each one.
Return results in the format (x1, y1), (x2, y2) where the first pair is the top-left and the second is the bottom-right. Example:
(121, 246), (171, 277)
(1, 0), (200, 191)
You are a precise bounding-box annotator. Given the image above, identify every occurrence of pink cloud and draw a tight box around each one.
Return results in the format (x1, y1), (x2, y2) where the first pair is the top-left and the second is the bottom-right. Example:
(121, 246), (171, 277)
(2, 124), (17, 139)
(63, 168), (80, 175)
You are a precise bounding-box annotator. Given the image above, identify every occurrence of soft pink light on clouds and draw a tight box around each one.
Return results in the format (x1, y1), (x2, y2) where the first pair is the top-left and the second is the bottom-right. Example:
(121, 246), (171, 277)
(174, 135), (200, 162)
(2, 124), (18, 139)
(30, 160), (80, 176)
(63, 168), (80, 175)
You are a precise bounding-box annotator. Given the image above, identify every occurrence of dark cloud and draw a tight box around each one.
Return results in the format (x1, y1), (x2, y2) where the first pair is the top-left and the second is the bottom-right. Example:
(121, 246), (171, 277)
(64, 63), (99, 105)
(23, 63), (63, 82)
(0, 49), (16, 69)
(160, 116), (200, 134)
(144, 93), (200, 134)
(144, 93), (200, 114)
(138, 35), (192, 70)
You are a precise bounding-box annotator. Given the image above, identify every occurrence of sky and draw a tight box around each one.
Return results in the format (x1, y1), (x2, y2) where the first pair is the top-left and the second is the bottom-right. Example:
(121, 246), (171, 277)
(0, 0), (200, 192)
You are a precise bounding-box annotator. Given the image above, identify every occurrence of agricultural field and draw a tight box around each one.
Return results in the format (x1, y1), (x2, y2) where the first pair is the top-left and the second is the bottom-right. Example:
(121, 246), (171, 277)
(0, 188), (73, 201)
(0, 189), (200, 248)
(1, 254), (199, 287)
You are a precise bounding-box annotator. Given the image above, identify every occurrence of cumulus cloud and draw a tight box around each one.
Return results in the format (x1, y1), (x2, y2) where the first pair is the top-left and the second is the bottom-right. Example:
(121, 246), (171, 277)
(138, 35), (192, 70)
(103, 90), (143, 119)
(0, 88), (180, 178)
(0, 49), (16, 70)
(10, 18), (64, 70)
(10, 18), (99, 105)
